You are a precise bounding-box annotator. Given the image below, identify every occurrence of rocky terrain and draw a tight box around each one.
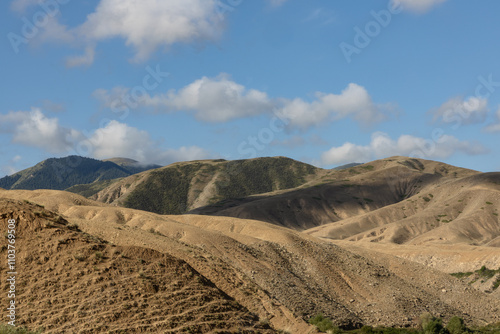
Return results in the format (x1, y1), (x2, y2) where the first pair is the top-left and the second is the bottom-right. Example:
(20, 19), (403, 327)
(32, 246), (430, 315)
(1, 186), (500, 333)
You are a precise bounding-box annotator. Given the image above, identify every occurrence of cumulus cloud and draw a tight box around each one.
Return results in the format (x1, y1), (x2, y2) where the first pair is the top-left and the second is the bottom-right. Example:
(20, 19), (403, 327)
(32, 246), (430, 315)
(321, 132), (487, 166)
(484, 106), (500, 132)
(85, 121), (211, 164)
(279, 83), (395, 130)
(0, 109), (210, 165)
(430, 96), (488, 126)
(94, 74), (274, 122)
(0, 108), (81, 153)
(393, 0), (448, 13)
(74, 0), (225, 62)
(94, 76), (394, 129)
(10, 0), (289, 65)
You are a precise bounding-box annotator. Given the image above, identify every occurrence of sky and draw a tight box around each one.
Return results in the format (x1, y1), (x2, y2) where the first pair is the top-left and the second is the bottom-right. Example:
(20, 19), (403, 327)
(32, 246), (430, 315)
(1, 0), (500, 177)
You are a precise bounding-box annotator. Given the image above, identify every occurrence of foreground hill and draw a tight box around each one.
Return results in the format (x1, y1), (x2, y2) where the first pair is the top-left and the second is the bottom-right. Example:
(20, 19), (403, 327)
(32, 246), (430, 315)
(2, 188), (500, 332)
(0, 198), (272, 333)
(0, 156), (159, 192)
(92, 156), (321, 214)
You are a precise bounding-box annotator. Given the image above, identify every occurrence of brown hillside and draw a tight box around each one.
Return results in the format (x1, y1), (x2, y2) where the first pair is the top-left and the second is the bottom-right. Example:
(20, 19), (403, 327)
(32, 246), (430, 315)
(2, 189), (500, 332)
(192, 157), (479, 230)
(306, 172), (500, 247)
(0, 198), (273, 333)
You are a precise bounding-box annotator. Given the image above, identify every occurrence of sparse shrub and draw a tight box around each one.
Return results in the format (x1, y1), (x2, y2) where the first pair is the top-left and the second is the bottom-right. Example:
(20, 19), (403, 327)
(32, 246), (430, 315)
(420, 313), (447, 334)
(95, 251), (103, 261)
(423, 197), (431, 202)
(309, 314), (336, 333)
(74, 253), (86, 261)
(446, 316), (467, 334)
(486, 202), (493, 205)
(361, 325), (374, 334)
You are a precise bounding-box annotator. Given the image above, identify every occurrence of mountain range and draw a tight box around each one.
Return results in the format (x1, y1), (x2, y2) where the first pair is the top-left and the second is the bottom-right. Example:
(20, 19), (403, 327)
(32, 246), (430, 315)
(0, 156), (160, 192)
(1, 155), (499, 332)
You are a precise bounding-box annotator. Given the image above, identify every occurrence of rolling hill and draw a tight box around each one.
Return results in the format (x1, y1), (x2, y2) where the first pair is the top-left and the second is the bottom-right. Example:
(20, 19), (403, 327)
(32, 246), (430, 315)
(92, 156), (321, 214)
(2, 188), (500, 333)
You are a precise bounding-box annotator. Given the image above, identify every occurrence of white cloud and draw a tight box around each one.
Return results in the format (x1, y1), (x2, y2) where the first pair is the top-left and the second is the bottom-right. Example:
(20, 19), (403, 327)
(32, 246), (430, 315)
(10, 0), (288, 64)
(0, 108), (80, 153)
(94, 77), (394, 129)
(95, 74), (274, 122)
(279, 83), (394, 130)
(37, 17), (75, 44)
(484, 106), (500, 132)
(393, 0), (448, 13)
(65, 46), (95, 68)
(0, 109), (210, 165)
(321, 132), (487, 166)
(76, 0), (225, 62)
(86, 121), (211, 164)
(430, 96), (488, 125)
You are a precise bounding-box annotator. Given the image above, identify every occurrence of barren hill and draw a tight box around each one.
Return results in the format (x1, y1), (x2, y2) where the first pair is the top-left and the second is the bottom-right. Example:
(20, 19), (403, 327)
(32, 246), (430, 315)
(0, 198), (274, 333)
(190, 157), (481, 230)
(2, 188), (500, 333)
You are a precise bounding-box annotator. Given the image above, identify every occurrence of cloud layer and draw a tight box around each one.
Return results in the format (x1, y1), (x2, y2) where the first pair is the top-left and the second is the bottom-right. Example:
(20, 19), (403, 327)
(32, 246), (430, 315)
(0, 109), (210, 165)
(76, 0), (225, 62)
(321, 132), (487, 166)
(9, 0), (293, 65)
(430, 96), (488, 126)
(0, 108), (80, 153)
(94, 75), (395, 129)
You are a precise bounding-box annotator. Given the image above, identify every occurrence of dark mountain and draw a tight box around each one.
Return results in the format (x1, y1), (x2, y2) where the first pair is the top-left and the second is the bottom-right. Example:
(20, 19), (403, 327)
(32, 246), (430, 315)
(0, 156), (160, 191)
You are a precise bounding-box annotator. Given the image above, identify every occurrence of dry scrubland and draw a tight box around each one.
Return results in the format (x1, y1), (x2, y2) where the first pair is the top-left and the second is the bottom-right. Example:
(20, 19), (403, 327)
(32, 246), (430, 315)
(1, 157), (500, 333)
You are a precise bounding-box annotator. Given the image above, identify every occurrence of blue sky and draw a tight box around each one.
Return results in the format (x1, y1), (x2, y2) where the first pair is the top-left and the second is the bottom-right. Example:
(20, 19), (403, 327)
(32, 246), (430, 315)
(1, 0), (500, 177)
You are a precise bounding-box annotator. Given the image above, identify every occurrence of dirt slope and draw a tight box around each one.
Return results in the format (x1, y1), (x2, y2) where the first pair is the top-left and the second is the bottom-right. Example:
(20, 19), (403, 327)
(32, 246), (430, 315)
(192, 157), (480, 230)
(0, 199), (272, 333)
(306, 172), (500, 247)
(2, 188), (500, 333)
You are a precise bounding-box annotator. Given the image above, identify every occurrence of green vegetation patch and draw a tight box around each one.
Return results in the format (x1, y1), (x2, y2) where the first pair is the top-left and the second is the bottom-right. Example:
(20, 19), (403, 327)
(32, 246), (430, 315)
(309, 314), (338, 333)
(451, 266), (500, 290)
(0, 324), (43, 333)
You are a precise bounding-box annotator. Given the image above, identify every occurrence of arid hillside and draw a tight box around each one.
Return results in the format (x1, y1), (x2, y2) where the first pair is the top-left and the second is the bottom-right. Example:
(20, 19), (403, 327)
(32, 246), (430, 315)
(2, 188), (500, 333)
(0, 198), (273, 333)
(191, 157), (482, 231)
